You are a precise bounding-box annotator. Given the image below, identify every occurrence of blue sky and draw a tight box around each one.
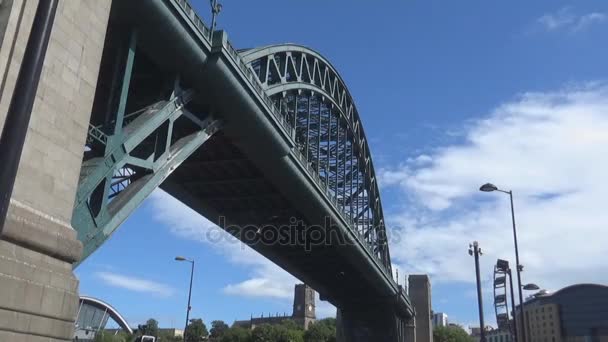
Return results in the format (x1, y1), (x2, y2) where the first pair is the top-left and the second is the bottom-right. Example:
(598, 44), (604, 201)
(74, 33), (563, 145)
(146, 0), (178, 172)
(77, 0), (608, 331)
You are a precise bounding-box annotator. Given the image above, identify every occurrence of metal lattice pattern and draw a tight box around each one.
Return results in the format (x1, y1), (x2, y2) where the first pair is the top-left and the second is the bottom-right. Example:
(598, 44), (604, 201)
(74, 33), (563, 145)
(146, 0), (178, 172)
(73, 89), (222, 264)
(241, 45), (391, 272)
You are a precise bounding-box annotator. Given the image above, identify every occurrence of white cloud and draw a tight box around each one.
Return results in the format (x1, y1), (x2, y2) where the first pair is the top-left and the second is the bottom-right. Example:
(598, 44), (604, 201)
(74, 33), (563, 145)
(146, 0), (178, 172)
(95, 272), (174, 297)
(537, 8), (606, 33)
(538, 8), (576, 31)
(147, 190), (337, 316)
(223, 278), (293, 299)
(574, 12), (607, 31)
(381, 82), (608, 293)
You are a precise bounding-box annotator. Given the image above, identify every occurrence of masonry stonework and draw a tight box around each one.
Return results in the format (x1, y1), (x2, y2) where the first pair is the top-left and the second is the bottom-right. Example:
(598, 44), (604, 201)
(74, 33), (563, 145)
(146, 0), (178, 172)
(0, 0), (111, 340)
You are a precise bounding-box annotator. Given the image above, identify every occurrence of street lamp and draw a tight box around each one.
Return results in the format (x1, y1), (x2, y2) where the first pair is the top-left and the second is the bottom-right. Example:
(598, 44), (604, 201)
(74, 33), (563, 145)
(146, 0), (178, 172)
(209, 0), (222, 42)
(175, 256), (194, 342)
(479, 183), (527, 342)
(469, 241), (486, 342)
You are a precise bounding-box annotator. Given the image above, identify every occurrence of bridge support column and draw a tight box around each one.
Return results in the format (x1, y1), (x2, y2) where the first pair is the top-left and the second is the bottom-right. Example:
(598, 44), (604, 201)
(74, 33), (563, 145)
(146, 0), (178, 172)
(0, 0), (112, 340)
(337, 305), (410, 342)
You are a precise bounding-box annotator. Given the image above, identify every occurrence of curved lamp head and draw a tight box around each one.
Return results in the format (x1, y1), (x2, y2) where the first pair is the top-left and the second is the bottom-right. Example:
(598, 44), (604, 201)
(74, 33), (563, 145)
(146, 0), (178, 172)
(523, 283), (540, 290)
(480, 183), (498, 192)
(175, 256), (187, 261)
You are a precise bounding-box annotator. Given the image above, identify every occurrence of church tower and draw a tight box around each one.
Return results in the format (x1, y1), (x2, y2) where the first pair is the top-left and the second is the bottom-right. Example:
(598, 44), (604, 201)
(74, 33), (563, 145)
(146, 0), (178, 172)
(292, 284), (316, 329)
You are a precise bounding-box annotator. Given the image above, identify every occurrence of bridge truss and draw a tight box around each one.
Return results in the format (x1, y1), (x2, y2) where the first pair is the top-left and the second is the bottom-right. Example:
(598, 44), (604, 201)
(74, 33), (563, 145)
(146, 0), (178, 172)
(241, 45), (392, 273)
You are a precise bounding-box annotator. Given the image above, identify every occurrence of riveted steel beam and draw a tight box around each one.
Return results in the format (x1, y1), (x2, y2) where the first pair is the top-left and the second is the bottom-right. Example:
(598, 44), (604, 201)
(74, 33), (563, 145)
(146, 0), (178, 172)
(73, 85), (221, 265)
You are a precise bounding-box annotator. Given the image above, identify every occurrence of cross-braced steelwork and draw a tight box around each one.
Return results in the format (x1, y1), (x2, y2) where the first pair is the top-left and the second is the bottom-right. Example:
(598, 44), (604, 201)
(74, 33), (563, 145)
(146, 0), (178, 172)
(240, 45), (391, 273)
(74, 91), (221, 262)
(72, 29), (222, 263)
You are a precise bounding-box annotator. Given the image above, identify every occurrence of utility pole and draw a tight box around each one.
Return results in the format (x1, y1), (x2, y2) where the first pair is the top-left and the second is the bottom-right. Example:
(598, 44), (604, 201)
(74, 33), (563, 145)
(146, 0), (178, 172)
(469, 241), (486, 342)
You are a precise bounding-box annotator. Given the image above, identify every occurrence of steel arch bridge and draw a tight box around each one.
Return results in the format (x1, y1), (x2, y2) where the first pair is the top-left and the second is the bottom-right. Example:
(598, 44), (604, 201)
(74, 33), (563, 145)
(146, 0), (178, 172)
(71, 0), (414, 340)
(240, 44), (391, 271)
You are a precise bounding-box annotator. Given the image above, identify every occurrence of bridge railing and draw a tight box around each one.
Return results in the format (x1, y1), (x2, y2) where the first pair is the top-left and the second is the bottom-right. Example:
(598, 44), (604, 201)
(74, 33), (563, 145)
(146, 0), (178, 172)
(224, 39), (294, 136)
(170, 0), (387, 274)
(174, 0), (211, 39)
(171, 0), (293, 137)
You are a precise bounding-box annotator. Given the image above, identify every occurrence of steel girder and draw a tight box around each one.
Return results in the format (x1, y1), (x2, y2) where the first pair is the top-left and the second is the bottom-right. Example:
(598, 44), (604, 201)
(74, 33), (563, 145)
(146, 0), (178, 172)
(72, 90), (221, 265)
(240, 45), (392, 273)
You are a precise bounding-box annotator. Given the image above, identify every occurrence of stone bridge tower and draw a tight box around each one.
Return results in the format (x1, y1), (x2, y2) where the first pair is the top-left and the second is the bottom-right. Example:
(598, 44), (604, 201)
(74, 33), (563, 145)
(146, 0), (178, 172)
(0, 0), (112, 340)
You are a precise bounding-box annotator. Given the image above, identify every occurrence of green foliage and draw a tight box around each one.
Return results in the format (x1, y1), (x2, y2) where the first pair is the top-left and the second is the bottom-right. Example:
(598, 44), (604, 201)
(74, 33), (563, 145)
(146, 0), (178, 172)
(433, 325), (474, 342)
(185, 318), (209, 342)
(213, 318), (335, 342)
(278, 320), (303, 332)
(250, 324), (275, 342)
(138, 318), (159, 338)
(210, 320), (230, 339)
(304, 318), (336, 342)
(248, 323), (304, 342)
(220, 326), (251, 342)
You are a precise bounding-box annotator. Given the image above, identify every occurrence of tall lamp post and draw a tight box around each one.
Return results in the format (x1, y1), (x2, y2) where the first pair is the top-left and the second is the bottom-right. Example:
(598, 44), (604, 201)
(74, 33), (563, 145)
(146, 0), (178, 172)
(479, 183), (527, 342)
(469, 241), (486, 342)
(209, 0), (222, 42)
(175, 256), (194, 342)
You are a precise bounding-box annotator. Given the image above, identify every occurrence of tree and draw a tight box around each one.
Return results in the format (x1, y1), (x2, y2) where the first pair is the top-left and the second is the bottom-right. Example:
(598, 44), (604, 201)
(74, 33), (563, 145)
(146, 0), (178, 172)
(210, 320), (229, 339)
(220, 326), (251, 342)
(185, 318), (209, 342)
(433, 325), (474, 342)
(304, 318), (336, 342)
(274, 324), (304, 342)
(278, 320), (303, 332)
(251, 324), (275, 342)
(139, 318), (159, 338)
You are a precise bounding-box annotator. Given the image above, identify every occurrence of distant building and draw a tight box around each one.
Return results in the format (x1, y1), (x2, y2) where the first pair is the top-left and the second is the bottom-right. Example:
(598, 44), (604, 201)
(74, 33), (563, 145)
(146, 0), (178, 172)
(469, 326), (493, 342)
(158, 328), (184, 337)
(433, 312), (448, 328)
(470, 326), (482, 341)
(233, 284), (316, 330)
(409, 274), (433, 342)
(514, 284), (608, 342)
(486, 328), (513, 342)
